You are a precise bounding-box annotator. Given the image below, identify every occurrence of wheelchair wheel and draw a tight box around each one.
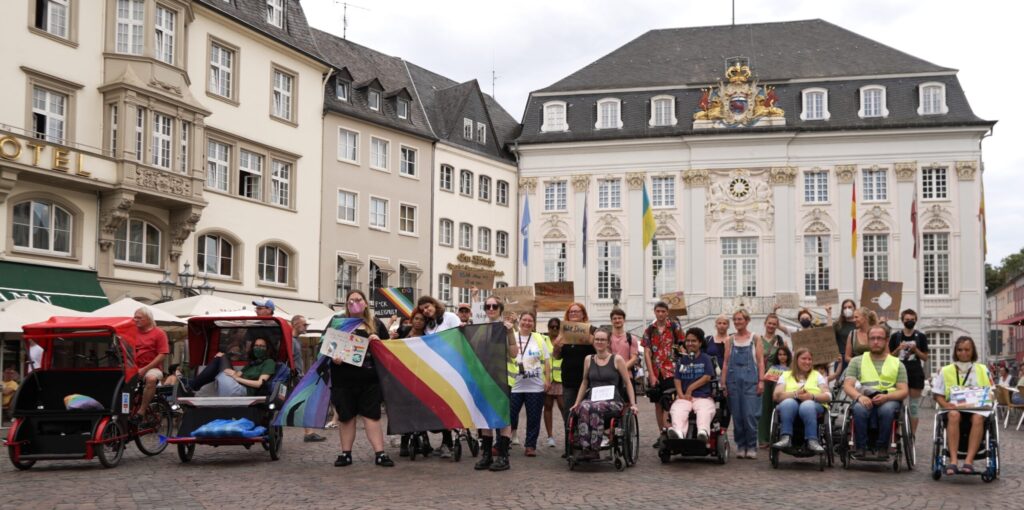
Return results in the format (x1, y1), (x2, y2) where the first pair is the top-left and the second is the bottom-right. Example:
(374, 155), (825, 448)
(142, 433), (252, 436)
(839, 408), (851, 469)
(452, 437), (462, 462)
(658, 448), (671, 464)
(768, 408), (780, 469)
(715, 436), (728, 465)
(409, 434), (421, 461)
(612, 441), (625, 471)
(96, 420), (125, 468)
(901, 419), (915, 471)
(467, 431), (480, 458)
(623, 411), (639, 467)
(135, 399), (172, 456)
(931, 439), (943, 481)
(567, 455), (577, 471)
(7, 446), (35, 470)
(267, 425), (282, 461)
(177, 443), (195, 463)
(823, 414), (834, 467)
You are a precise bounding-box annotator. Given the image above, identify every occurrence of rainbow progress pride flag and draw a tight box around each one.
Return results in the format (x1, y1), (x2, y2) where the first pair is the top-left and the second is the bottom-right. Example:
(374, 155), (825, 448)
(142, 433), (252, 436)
(372, 323), (510, 434)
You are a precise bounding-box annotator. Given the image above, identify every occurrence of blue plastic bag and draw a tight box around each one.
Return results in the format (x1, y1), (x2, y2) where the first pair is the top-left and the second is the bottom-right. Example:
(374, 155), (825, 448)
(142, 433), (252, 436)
(190, 418), (267, 438)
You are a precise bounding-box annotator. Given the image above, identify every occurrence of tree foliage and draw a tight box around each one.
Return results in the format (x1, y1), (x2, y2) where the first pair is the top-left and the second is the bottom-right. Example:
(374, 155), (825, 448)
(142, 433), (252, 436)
(987, 248), (1024, 292)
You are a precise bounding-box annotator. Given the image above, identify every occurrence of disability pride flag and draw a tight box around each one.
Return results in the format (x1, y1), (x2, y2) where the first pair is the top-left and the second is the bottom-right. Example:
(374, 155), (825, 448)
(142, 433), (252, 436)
(371, 323), (510, 434)
(274, 316), (362, 428)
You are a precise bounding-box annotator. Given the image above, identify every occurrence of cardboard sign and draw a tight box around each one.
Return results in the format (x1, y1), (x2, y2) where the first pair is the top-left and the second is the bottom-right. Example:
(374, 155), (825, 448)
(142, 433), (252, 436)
(561, 321), (592, 345)
(493, 286), (536, 314)
(320, 328), (370, 367)
(861, 280), (903, 318)
(660, 291), (687, 317)
(816, 289), (839, 307)
(372, 287), (415, 319)
(775, 292), (801, 309)
(791, 327), (841, 365)
(451, 267), (495, 290)
(534, 281), (575, 312)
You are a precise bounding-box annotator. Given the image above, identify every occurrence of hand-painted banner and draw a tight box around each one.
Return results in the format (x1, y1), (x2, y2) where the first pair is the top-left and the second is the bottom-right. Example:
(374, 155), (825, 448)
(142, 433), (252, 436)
(374, 287), (415, 319)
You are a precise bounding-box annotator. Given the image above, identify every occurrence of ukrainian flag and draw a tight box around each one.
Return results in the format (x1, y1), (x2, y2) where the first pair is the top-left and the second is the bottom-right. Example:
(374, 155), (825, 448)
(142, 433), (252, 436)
(642, 182), (656, 249)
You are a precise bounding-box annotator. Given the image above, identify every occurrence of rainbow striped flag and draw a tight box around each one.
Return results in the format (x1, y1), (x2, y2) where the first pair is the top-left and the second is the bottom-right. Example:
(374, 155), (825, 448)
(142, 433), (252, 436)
(274, 317), (362, 428)
(371, 323), (510, 433)
(378, 287), (415, 318)
(642, 182), (656, 249)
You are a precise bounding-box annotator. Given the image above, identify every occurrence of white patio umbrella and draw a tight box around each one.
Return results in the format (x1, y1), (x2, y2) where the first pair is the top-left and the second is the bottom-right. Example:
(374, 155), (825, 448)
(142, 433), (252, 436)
(202, 307), (292, 321)
(152, 294), (249, 317)
(0, 298), (88, 333)
(90, 297), (185, 326)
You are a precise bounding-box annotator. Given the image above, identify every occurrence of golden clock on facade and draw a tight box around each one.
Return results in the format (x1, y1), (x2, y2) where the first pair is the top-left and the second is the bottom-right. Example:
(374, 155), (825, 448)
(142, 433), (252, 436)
(728, 177), (750, 199)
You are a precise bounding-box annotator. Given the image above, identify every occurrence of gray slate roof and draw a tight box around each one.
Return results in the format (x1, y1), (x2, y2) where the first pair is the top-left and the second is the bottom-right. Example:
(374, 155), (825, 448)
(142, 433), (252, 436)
(540, 19), (953, 92)
(195, 0), (328, 67)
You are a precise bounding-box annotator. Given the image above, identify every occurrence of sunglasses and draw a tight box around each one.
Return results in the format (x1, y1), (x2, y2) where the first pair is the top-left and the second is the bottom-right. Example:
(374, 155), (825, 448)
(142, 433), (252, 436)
(484, 304), (501, 310)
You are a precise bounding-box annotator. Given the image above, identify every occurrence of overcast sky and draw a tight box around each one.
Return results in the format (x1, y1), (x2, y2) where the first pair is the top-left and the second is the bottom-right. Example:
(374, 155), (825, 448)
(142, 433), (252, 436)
(302, 0), (1020, 266)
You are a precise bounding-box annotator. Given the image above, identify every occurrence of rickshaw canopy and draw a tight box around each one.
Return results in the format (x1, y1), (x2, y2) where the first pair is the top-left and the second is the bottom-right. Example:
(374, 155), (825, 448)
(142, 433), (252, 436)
(186, 315), (294, 369)
(21, 316), (140, 377)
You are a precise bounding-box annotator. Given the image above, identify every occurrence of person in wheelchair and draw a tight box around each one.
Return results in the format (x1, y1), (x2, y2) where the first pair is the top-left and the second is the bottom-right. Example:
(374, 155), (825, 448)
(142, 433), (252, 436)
(931, 336), (994, 476)
(569, 327), (638, 459)
(842, 325), (908, 459)
(188, 338), (277, 397)
(667, 328), (715, 442)
(772, 348), (830, 453)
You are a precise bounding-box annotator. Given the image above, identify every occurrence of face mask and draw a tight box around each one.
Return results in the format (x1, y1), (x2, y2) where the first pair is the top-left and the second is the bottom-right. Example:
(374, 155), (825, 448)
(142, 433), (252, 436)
(843, 308), (854, 319)
(903, 320), (916, 330)
(348, 301), (366, 315)
(800, 319), (812, 328)
(253, 347), (267, 359)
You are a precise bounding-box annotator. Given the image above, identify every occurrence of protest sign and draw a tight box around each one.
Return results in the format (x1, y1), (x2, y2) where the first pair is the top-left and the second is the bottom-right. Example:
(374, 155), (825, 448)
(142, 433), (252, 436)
(451, 267), (495, 290)
(493, 286), (536, 314)
(816, 289), (839, 307)
(320, 328), (370, 367)
(535, 281), (574, 312)
(660, 291), (687, 316)
(561, 321), (593, 345)
(791, 327), (841, 364)
(861, 280), (903, 318)
(373, 287), (415, 319)
(775, 292), (801, 309)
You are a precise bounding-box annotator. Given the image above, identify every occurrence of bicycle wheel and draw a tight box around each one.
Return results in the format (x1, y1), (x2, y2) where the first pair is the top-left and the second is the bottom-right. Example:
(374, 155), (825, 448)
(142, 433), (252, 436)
(96, 420), (126, 468)
(135, 400), (172, 456)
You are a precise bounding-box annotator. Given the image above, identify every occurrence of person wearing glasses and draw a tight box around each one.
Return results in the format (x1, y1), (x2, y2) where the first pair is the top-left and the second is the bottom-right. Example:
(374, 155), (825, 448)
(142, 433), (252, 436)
(473, 295), (519, 471)
(842, 325), (908, 460)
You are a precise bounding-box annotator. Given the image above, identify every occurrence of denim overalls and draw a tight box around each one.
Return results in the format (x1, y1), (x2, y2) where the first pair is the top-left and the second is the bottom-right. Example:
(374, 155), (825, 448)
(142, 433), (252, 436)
(726, 337), (760, 451)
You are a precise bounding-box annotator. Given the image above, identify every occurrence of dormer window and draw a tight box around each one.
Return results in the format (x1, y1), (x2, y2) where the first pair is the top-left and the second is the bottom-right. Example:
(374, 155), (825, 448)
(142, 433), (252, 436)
(336, 80), (349, 101)
(397, 99), (409, 119)
(800, 88), (830, 121)
(595, 98), (622, 129)
(649, 95), (677, 127)
(918, 82), (948, 115)
(266, 0), (283, 28)
(541, 101), (567, 132)
(463, 118), (473, 139)
(475, 122), (486, 144)
(858, 85), (888, 118)
(368, 90), (380, 111)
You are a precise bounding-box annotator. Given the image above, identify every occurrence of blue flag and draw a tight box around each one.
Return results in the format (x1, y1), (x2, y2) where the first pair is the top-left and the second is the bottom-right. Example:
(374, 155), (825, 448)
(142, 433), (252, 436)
(520, 196), (531, 266)
(582, 194), (588, 267)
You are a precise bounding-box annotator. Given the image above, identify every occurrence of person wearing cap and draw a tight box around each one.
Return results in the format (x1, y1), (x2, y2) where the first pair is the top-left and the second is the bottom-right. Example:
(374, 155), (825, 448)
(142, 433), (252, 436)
(456, 303), (473, 326)
(249, 298), (284, 349)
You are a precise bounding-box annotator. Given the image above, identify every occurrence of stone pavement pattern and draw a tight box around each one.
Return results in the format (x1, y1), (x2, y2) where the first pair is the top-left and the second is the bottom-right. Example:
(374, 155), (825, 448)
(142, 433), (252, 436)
(2, 408), (1021, 509)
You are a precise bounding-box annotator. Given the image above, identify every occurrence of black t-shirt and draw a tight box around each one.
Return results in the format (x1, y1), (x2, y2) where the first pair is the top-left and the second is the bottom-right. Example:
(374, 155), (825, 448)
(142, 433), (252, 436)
(330, 318), (388, 383)
(560, 344), (597, 389)
(888, 330), (929, 368)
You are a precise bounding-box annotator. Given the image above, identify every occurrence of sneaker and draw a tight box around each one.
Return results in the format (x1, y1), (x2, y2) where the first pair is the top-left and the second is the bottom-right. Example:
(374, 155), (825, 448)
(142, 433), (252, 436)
(375, 452), (395, 467)
(600, 437), (611, 448)
(853, 447), (867, 459)
(807, 439), (825, 453)
(334, 453), (352, 467)
(747, 449), (757, 459)
(652, 431), (666, 449)
(304, 433), (326, 443)
(772, 435), (792, 449)
(697, 430), (709, 442)
(666, 429), (682, 440)
(511, 436), (520, 446)
(437, 445), (452, 459)
(489, 455), (510, 471)
(546, 437), (557, 448)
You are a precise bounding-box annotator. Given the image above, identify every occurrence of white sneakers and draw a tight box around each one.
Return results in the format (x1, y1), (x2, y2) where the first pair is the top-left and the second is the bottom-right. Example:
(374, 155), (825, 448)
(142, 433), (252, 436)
(511, 436), (520, 446)
(546, 436), (556, 448)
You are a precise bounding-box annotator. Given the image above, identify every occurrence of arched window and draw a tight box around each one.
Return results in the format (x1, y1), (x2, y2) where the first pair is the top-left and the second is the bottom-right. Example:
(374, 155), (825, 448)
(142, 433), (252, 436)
(439, 219), (454, 246)
(115, 218), (161, 266)
(800, 88), (830, 121)
(12, 200), (72, 254)
(541, 101), (567, 132)
(460, 169), (473, 196)
(197, 234), (234, 277)
(258, 244), (291, 285)
(858, 85), (888, 118)
(918, 82), (948, 115)
(595, 98), (622, 129)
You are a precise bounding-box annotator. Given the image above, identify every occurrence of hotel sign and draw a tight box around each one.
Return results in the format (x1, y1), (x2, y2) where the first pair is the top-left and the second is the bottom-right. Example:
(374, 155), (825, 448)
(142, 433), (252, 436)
(0, 134), (92, 177)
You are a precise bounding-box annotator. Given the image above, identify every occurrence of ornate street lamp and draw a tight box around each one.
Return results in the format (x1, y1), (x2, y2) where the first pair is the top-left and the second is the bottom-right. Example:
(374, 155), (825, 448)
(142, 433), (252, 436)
(158, 271), (176, 301)
(178, 261), (195, 291)
(197, 275), (216, 296)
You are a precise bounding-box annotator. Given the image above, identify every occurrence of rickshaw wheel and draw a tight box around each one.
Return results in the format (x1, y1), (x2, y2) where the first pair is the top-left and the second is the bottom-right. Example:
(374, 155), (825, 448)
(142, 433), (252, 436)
(7, 446), (35, 470)
(268, 426), (283, 461)
(97, 420), (125, 468)
(177, 443), (195, 463)
(135, 400), (172, 456)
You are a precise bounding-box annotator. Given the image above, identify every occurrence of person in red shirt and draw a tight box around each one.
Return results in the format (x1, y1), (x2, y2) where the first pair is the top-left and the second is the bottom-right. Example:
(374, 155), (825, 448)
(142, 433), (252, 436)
(134, 307), (169, 417)
(642, 301), (684, 446)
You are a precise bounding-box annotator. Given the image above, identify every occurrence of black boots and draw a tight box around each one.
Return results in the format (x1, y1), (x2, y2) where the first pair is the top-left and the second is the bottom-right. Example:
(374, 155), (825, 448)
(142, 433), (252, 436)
(489, 436), (511, 471)
(474, 436), (493, 470)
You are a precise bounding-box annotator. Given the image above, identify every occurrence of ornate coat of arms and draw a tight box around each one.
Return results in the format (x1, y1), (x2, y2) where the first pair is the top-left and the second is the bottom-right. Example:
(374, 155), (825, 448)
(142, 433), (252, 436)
(693, 59), (785, 129)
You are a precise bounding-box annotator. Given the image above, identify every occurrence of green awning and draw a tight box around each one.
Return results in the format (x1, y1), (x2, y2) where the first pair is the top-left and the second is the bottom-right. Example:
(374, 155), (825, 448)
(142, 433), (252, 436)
(0, 261), (109, 312)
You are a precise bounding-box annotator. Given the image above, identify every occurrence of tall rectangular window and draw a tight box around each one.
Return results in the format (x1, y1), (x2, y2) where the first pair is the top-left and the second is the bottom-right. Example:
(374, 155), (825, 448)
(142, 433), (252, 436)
(35, 0), (69, 38)
(922, 167), (948, 200)
(370, 137), (389, 170)
(150, 113), (172, 169)
(116, 0), (144, 55)
(496, 231), (508, 257)
(653, 97), (674, 126)
(543, 103), (566, 132)
(271, 160), (290, 207)
(109, 104), (118, 154)
(399, 204), (417, 234)
(368, 90), (380, 111)
(336, 80), (349, 101)
(862, 88), (882, 117)
(336, 257), (358, 302)
(651, 176), (675, 207)
(206, 140), (229, 191)
(438, 274), (452, 303)
(397, 99), (409, 119)
(544, 181), (567, 211)
(337, 190), (357, 223)
(272, 69), (294, 121)
(544, 242), (567, 282)
(804, 171), (829, 202)
(459, 223), (473, 250)
(440, 165), (453, 191)
(597, 241), (622, 299)
(926, 331), (952, 374)
(179, 121), (189, 173)
(154, 6), (175, 64)
(438, 219), (453, 246)
(266, 0), (283, 27)
(460, 170), (473, 195)
(923, 233), (950, 295)
(863, 168), (887, 201)
(722, 237), (757, 297)
(922, 85), (943, 115)
(338, 128), (358, 162)
(803, 235), (830, 296)
(238, 150), (263, 200)
(804, 90), (825, 120)
(476, 122), (487, 143)
(209, 43), (234, 99)
(478, 227), (491, 253)
(399, 265), (417, 288)
(369, 197), (388, 229)
(134, 107), (145, 162)
(31, 86), (66, 144)
(863, 234), (889, 281)
(497, 180), (509, 206)
(597, 100), (620, 129)
(651, 240), (676, 298)
(479, 176), (491, 201)
(400, 146), (416, 176)
(463, 118), (473, 139)
(598, 179), (621, 209)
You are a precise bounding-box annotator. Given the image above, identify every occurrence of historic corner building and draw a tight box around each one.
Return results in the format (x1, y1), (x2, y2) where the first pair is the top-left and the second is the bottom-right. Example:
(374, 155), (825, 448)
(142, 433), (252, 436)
(515, 19), (993, 369)
(0, 0), (333, 316)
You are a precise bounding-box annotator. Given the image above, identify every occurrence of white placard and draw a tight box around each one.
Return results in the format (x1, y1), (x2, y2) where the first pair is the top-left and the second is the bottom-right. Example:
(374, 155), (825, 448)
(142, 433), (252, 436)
(319, 328), (370, 367)
(949, 386), (992, 408)
(591, 385), (615, 402)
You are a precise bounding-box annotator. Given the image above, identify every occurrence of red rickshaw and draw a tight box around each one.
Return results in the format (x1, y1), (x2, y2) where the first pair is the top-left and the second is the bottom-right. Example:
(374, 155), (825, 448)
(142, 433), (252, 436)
(5, 317), (173, 469)
(165, 316), (294, 462)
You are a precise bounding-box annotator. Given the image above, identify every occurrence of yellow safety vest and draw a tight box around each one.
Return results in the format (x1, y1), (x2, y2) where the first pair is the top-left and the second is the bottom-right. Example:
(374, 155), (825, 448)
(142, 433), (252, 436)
(544, 334), (562, 383)
(858, 354), (900, 392)
(782, 370), (823, 395)
(940, 363), (991, 400)
(508, 332), (551, 387)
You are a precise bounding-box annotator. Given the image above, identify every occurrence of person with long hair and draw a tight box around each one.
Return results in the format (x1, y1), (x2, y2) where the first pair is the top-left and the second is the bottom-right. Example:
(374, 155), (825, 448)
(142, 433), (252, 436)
(542, 317), (563, 448)
(758, 345), (792, 448)
(552, 303), (596, 450)
(509, 311), (551, 457)
(396, 310), (431, 458)
(667, 328), (716, 441)
(931, 336), (993, 475)
(331, 290), (393, 467)
(569, 327), (637, 458)
(417, 295), (461, 334)
(771, 348), (830, 452)
(721, 309), (765, 459)
(834, 299), (858, 368)
(845, 307), (879, 363)
(704, 314), (730, 371)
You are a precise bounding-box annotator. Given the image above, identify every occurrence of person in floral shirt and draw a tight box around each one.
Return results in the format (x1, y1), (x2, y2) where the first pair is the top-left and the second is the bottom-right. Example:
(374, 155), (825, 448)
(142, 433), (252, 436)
(643, 301), (684, 447)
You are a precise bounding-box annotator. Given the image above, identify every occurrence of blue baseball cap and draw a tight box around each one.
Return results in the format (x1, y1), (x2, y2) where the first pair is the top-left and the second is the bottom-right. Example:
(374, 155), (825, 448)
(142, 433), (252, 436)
(252, 298), (276, 310)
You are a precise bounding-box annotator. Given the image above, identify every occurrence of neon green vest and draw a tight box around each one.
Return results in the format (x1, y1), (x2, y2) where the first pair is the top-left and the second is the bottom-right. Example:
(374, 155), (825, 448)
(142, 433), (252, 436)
(543, 334), (562, 383)
(940, 363), (991, 399)
(858, 354), (900, 392)
(508, 332), (550, 387)
(783, 370), (823, 395)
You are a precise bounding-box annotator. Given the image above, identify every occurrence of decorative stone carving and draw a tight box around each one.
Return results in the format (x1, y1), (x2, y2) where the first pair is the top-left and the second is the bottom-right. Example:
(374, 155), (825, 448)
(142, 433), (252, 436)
(149, 78), (182, 96)
(864, 220), (889, 232)
(99, 190), (136, 236)
(136, 167), (193, 196)
(518, 177), (537, 194)
(654, 225), (675, 237)
(805, 221), (830, 233)
(596, 225), (620, 238)
(625, 172), (645, 190)
(895, 161), (917, 181)
(543, 229), (567, 240)
(924, 217), (950, 230)
(571, 174), (591, 192)
(705, 168), (774, 231)
(682, 169), (710, 187)
(834, 165), (856, 183)
(169, 206), (203, 261)
(956, 161), (978, 180)
(543, 213), (568, 230)
(0, 168), (19, 204)
(769, 166), (797, 185)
